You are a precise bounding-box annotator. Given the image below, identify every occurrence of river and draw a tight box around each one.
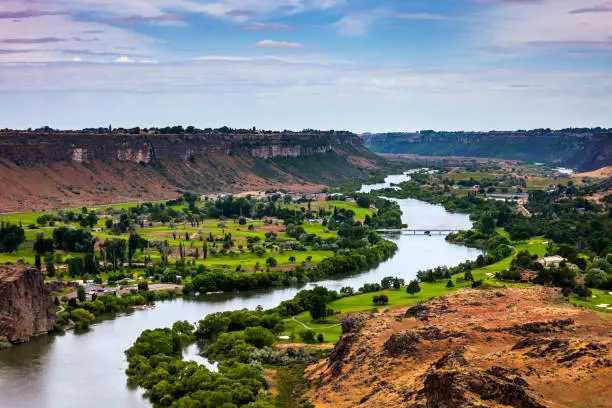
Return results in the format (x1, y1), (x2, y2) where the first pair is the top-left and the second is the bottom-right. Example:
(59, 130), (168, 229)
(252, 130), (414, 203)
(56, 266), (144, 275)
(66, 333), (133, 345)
(0, 178), (481, 408)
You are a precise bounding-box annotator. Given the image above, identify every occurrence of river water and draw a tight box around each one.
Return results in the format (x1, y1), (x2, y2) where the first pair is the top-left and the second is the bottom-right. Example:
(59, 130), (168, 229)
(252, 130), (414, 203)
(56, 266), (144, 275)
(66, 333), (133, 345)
(0, 180), (480, 408)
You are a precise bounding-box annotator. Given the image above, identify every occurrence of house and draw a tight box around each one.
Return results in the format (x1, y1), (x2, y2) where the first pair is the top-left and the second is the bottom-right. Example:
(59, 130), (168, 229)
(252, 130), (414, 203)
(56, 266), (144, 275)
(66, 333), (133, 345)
(537, 255), (566, 267)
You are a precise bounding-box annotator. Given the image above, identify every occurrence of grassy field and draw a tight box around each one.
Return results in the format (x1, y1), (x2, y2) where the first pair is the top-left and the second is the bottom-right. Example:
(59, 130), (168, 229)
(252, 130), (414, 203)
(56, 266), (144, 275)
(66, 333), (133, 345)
(289, 200), (374, 220)
(0, 197), (343, 275)
(280, 236), (549, 343)
(443, 172), (499, 182)
(526, 177), (570, 190)
(569, 288), (612, 313)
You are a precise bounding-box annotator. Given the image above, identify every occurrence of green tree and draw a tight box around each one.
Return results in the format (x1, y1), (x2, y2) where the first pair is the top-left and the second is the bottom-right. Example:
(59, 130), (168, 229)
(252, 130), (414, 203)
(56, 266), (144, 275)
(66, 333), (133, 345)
(301, 330), (315, 343)
(308, 295), (328, 320)
(585, 268), (607, 288)
(46, 262), (55, 277)
(406, 280), (421, 296)
(573, 284), (592, 299)
(101, 238), (127, 270)
(446, 280), (454, 288)
(128, 233), (145, 267)
(70, 308), (95, 330)
(77, 286), (86, 302)
(464, 270), (474, 282)
(266, 257), (278, 267)
(0, 222), (25, 253)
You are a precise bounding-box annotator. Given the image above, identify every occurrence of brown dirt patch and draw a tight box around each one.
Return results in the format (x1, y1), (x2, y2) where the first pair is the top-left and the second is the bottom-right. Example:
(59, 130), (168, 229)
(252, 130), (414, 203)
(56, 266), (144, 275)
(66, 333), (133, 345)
(573, 166), (612, 179)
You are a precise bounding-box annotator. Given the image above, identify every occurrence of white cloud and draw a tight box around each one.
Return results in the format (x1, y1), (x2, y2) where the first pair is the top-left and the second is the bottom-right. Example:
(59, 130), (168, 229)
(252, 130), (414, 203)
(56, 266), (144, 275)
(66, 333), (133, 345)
(193, 55), (253, 62)
(256, 40), (305, 49)
(0, 58), (609, 131)
(115, 56), (134, 63)
(476, 0), (612, 52)
(334, 15), (373, 36)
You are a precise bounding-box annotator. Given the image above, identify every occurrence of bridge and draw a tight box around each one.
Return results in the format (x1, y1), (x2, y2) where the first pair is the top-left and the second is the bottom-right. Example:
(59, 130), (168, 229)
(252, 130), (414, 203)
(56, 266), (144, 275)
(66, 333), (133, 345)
(376, 228), (460, 235)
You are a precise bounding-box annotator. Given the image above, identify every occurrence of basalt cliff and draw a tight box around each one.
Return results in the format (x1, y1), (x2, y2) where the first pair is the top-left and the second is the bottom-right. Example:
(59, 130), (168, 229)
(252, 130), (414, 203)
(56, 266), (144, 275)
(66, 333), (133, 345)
(0, 131), (383, 212)
(361, 129), (612, 171)
(306, 287), (611, 408)
(0, 266), (56, 344)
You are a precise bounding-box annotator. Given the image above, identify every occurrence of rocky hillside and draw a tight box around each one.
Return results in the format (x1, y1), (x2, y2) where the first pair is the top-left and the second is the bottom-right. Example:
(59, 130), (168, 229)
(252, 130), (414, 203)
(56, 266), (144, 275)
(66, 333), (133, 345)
(0, 131), (384, 212)
(361, 129), (612, 171)
(0, 266), (56, 344)
(306, 287), (611, 408)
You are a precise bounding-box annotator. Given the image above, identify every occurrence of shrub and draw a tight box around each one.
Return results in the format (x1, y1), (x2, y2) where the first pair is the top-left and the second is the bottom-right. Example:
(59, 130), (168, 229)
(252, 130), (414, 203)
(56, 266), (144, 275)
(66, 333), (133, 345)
(71, 308), (95, 330)
(373, 294), (389, 305)
(301, 330), (315, 343)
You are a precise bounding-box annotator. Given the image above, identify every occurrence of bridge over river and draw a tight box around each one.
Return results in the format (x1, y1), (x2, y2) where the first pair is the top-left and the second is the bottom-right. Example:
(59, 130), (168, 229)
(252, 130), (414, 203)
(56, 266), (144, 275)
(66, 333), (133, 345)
(376, 228), (460, 235)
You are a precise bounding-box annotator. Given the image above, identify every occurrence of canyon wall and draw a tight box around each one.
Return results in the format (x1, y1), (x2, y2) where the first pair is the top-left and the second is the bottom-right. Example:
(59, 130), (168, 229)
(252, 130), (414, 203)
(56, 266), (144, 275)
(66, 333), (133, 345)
(0, 266), (56, 344)
(0, 131), (381, 212)
(361, 130), (612, 171)
(0, 131), (360, 165)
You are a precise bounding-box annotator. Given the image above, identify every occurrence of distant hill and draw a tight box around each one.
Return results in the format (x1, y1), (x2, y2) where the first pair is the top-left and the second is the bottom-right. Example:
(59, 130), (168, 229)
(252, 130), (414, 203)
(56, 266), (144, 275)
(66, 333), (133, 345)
(361, 129), (611, 171)
(0, 131), (384, 213)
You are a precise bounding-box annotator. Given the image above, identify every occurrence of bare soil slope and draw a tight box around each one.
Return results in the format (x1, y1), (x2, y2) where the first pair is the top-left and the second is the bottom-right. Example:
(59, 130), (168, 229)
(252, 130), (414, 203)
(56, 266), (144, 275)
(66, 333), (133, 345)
(306, 287), (611, 408)
(0, 131), (383, 212)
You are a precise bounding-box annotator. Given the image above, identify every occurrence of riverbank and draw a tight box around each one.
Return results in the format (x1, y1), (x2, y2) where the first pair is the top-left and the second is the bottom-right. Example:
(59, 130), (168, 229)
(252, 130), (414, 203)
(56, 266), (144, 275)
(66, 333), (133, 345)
(280, 235), (548, 343)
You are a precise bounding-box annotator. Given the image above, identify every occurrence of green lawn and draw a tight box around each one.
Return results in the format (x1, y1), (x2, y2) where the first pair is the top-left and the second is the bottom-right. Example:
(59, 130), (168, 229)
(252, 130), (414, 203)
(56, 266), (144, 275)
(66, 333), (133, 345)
(569, 289), (612, 313)
(197, 250), (333, 269)
(443, 172), (499, 182)
(281, 236), (550, 343)
(526, 177), (570, 190)
(290, 200), (374, 220)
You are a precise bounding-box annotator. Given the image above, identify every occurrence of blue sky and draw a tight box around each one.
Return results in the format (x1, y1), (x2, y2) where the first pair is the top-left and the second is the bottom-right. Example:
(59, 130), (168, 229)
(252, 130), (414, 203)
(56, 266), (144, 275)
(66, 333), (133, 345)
(0, 0), (611, 131)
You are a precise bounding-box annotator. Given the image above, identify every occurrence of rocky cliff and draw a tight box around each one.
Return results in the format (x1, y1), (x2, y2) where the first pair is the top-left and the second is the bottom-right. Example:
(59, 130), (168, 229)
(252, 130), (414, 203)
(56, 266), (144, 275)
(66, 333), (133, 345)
(361, 129), (612, 171)
(0, 266), (56, 343)
(306, 287), (611, 408)
(0, 131), (382, 212)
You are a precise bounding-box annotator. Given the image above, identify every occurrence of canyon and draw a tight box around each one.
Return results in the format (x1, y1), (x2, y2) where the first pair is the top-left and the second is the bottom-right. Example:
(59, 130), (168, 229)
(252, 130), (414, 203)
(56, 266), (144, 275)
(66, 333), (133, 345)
(361, 129), (612, 172)
(0, 131), (382, 212)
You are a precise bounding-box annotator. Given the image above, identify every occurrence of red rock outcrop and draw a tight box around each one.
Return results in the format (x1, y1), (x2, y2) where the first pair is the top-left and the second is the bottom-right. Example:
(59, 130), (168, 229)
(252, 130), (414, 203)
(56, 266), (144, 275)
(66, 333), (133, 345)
(0, 266), (56, 343)
(306, 287), (612, 408)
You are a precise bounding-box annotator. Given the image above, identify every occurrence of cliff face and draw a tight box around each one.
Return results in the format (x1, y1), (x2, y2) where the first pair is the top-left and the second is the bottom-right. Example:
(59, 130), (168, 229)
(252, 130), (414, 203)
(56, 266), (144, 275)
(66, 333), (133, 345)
(0, 131), (360, 165)
(0, 131), (381, 212)
(0, 266), (56, 343)
(361, 130), (612, 171)
(306, 287), (611, 408)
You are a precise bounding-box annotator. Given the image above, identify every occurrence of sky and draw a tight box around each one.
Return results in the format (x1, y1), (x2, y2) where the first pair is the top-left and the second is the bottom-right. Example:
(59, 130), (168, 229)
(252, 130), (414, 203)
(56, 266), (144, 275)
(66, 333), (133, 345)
(0, 0), (611, 132)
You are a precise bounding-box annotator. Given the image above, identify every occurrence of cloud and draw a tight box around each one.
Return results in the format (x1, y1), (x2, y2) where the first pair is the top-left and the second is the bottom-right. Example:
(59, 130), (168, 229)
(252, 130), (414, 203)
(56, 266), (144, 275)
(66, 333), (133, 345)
(114, 56), (134, 63)
(0, 9), (66, 19)
(394, 12), (447, 20)
(0, 49), (32, 55)
(105, 14), (184, 26)
(0, 59), (609, 131)
(2, 37), (66, 44)
(255, 40), (305, 49)
(334, 15), (372, 36)
(193, 55), (253, 62)
(474, 0), (612, 54)
(239, 22), (292, 31)
(569, 2), (612, 14)
(226, 9), (257, 17)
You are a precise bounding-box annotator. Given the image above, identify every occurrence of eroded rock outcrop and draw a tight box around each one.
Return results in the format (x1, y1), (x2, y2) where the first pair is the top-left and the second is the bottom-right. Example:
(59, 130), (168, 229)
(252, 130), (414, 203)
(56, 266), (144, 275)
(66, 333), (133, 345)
(0, 266), (56, 343)
(305, 287), (612, 408)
